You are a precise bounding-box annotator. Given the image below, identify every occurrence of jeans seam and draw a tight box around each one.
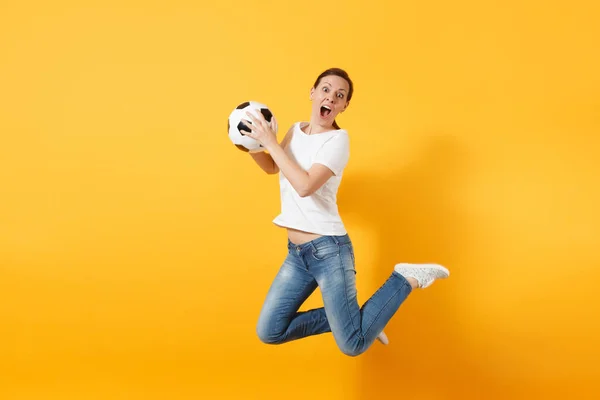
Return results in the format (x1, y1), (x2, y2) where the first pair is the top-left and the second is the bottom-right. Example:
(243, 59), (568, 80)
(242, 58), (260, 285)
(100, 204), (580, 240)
(340, 252), (362, 340)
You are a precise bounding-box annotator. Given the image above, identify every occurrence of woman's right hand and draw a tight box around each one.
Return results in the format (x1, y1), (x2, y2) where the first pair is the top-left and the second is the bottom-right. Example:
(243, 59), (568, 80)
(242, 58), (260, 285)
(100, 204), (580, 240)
(241, 112), (278, 150)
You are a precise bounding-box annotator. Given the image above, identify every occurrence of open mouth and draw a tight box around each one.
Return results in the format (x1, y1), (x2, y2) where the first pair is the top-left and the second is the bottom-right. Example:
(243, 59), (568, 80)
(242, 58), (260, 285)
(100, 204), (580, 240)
(320, 105), (332, 118)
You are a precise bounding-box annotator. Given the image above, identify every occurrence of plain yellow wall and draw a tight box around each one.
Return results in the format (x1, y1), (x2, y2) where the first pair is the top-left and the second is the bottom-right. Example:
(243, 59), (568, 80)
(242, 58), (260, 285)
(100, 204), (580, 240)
(1, 1), (599, 399)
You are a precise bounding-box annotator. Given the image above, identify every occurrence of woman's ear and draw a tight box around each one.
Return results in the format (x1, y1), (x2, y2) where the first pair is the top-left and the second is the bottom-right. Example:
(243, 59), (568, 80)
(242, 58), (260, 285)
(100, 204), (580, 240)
(342, 101), (350, 112)
(310, 87), (314, 100)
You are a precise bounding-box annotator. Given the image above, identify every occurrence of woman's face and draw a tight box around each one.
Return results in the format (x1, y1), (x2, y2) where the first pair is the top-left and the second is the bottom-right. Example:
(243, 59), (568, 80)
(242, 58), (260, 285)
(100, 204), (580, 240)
(310, 75), (350, 126)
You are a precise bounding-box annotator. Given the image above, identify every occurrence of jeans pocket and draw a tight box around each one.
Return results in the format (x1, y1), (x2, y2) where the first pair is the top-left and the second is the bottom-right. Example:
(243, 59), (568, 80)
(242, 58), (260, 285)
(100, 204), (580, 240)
(311, 244), (340, 261)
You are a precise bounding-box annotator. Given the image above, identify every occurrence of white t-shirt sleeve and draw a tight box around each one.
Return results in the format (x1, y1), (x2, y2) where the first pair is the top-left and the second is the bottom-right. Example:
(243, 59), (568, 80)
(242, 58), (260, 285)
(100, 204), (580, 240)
(313, 132), (350, 176)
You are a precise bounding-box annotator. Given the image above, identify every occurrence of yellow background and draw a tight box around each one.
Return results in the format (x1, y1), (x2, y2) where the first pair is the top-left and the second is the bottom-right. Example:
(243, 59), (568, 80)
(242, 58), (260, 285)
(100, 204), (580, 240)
(1, 1), (599, 399)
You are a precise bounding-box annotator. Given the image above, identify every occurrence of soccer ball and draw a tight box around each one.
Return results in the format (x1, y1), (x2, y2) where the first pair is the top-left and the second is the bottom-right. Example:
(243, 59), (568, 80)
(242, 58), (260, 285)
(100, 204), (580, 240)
(228, 101), (277, 152)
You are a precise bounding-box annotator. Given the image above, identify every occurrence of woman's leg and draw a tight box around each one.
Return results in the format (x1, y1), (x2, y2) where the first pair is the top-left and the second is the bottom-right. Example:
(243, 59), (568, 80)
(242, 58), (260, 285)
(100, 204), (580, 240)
(312, 246), (412, 356)
(256, 251), (331, 344)
(308, 235), (448, 357)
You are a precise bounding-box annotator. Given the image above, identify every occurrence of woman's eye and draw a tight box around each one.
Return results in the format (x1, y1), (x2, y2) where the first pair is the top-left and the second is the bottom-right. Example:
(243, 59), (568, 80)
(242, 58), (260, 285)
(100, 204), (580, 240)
(337, 93), (344, 98)
(323, 87), (328, 92)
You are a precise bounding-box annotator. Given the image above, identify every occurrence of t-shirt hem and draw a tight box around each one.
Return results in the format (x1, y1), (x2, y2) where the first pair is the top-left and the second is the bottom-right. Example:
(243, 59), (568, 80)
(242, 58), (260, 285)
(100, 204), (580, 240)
(272, 219), (347, 236)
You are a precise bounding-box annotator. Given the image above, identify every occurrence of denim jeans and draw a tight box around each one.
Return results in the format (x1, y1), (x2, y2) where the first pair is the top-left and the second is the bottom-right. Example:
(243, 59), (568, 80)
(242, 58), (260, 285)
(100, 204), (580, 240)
(256, 234), (412, 357)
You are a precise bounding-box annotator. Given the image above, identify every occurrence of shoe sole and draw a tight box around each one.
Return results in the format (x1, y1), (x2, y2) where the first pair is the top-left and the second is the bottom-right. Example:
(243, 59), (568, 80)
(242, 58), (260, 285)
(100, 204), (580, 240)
(395, 263), (450, 278)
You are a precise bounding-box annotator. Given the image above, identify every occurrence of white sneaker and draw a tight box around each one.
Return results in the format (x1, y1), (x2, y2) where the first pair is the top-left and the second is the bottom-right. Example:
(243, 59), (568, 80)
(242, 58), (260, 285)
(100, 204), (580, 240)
(394, 263), (450, 288)
(376, 331), (389, 345)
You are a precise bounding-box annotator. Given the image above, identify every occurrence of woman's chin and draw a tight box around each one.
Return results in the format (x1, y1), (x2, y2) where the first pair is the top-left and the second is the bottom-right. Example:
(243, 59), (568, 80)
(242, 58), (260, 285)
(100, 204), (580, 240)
(317, 112), (335, 124)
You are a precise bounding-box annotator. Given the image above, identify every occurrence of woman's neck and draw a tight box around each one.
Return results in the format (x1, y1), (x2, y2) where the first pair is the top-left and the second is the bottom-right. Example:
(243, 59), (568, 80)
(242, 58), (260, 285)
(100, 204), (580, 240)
(304, 121), (335, 135)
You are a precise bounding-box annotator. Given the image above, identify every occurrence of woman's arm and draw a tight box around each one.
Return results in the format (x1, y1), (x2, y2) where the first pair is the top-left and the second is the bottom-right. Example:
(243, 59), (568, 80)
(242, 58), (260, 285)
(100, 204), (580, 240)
(266, 143), (334, 197)
(249, 151), (277, 174)
(248, 123), (294, 175)
(243, 113), (334, 197)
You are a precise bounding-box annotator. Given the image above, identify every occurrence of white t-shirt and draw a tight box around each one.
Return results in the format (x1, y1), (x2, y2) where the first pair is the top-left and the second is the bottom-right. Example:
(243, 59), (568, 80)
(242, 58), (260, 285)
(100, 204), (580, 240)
(272, 122), (350, 236)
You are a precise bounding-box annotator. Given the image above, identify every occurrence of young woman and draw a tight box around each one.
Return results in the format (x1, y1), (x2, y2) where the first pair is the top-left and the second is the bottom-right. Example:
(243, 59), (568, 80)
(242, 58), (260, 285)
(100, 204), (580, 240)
(241, 68), (449, 357)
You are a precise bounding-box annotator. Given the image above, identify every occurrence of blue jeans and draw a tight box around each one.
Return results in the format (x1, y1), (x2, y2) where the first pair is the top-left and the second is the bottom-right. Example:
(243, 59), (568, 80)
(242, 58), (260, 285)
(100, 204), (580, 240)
(256, 234), (412, 357)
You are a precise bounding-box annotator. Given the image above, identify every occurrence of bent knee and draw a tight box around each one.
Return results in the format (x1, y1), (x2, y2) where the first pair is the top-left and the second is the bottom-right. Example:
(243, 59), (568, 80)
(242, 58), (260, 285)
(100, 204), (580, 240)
(338, 342), (366, 357)
(340, 348), (363, 357)
(256, 323), (283, 345)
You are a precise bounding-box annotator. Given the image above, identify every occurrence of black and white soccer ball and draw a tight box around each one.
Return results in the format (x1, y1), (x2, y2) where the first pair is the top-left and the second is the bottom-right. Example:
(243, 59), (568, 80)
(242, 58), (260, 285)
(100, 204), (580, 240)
(227, 101), (277, 152)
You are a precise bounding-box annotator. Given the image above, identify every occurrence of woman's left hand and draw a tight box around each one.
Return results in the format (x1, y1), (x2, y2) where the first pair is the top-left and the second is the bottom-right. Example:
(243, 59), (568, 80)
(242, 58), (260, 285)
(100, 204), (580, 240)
(241, 111), (278, 149)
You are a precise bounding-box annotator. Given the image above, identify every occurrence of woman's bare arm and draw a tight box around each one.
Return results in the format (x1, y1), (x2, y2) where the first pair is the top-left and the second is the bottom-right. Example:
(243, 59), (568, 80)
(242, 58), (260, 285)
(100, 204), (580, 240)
(249, 125), (293, 175)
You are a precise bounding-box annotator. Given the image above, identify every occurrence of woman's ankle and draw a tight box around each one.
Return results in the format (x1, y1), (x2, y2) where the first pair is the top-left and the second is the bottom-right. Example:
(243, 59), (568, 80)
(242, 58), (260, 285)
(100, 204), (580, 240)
(405, 277), (418, 289)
